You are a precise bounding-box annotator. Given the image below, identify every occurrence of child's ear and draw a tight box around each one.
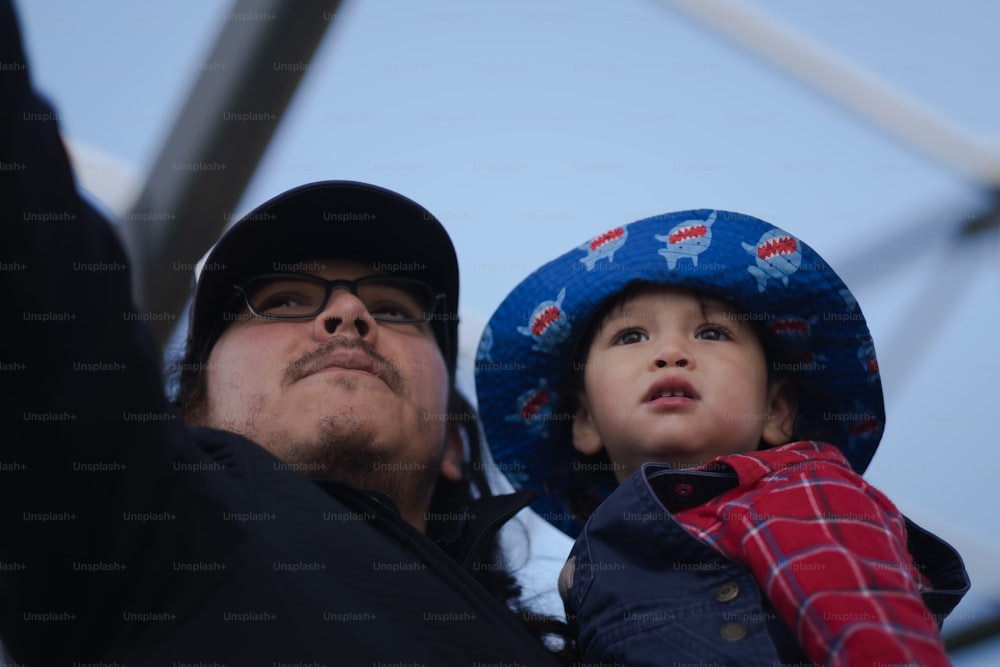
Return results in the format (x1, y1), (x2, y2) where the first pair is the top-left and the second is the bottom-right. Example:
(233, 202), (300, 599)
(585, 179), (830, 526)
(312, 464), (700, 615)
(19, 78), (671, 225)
(761, 377), (798, 446)
(572, 396), (604, 456)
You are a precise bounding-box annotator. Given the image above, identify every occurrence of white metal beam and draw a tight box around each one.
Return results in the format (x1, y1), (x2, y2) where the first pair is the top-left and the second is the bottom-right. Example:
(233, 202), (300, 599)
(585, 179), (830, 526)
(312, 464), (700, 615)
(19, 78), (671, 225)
(657, 0), (1000, 187)
(123, 0), (342, 345)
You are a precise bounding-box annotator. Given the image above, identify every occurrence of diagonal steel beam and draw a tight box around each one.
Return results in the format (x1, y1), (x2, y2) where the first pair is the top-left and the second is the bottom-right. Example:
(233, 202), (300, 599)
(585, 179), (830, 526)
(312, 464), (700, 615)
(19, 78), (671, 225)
(122, 0), (342, 346)
(657, 0), (1000, 188)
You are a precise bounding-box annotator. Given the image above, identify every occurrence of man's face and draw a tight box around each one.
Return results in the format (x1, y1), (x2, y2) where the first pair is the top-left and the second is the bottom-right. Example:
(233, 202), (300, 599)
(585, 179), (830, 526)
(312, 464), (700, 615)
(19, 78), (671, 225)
(572, 286), (794, 480)
(202, 260), (461, 530)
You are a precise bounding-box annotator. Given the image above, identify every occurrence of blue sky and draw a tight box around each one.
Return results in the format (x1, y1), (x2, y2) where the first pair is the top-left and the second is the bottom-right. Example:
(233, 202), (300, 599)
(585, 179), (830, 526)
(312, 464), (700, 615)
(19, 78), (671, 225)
(16, 0), (1000, 660)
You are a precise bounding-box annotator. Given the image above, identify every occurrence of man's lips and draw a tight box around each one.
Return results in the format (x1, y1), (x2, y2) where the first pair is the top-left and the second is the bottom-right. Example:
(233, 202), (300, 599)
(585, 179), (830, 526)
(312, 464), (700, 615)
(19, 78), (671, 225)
(309, 353), (378, 378)
(283, 339), (403, 394)
(644, 376), (699, 407)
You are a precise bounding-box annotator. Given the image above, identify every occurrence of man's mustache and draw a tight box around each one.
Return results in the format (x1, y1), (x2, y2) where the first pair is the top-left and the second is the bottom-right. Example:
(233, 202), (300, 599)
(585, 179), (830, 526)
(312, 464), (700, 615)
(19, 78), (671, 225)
(282, 336), (404, 394)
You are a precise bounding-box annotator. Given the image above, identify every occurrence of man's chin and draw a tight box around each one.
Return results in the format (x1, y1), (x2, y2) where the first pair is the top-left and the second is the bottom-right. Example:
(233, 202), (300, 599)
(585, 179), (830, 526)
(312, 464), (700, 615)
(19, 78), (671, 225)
(276, 418), (435, 501)
(286, 389), (395, 433)
(253, 407), (443, 527)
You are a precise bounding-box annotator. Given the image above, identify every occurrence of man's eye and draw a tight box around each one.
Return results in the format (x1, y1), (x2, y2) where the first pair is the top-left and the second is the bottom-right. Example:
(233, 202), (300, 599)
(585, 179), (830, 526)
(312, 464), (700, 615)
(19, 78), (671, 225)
(257, 291), (313, 312)
(612, 329), (647, 345)
(369, 300), (422, 322)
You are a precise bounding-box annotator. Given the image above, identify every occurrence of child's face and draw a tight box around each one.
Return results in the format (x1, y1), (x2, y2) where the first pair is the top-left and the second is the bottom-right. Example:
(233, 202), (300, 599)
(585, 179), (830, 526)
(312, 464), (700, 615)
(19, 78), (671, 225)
(572, 286), (794, 481)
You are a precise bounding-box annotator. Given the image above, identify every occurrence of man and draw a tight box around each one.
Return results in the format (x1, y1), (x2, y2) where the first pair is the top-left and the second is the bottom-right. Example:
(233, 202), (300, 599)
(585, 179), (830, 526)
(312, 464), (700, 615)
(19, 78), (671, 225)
(0, 2), (565, 664)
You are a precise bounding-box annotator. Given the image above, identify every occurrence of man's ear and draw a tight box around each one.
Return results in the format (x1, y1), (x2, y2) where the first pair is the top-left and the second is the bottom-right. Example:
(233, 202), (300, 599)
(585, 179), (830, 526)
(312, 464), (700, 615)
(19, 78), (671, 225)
(572, 396), (604, 456)
(439, 422), (465, 482)
(761, 377), (798, 446)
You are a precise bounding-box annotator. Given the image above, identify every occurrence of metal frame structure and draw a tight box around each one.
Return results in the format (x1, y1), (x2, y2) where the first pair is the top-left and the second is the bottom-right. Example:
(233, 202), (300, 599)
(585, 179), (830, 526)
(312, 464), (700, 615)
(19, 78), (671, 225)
(123, 0), (342, 345)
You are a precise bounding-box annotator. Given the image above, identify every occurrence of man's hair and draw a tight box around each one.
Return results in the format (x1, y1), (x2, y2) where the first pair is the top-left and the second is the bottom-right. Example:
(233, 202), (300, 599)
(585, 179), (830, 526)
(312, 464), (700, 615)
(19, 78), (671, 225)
(173, 292), (239, 424)
(556, 280), (836, 522)
(173, 345), (209, 425)
(428, 392), (576, 660)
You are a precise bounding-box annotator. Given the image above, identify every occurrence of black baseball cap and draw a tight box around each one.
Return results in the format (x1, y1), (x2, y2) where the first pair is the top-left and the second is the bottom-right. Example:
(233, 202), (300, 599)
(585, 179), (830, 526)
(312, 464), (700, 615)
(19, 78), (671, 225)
(187, 180), (460, 375)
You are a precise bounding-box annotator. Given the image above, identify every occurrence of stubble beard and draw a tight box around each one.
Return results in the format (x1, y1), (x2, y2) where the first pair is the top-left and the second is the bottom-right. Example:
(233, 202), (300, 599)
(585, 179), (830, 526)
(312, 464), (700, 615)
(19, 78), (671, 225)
(203, 335), (446, 522)
(274, 410), (443, 521)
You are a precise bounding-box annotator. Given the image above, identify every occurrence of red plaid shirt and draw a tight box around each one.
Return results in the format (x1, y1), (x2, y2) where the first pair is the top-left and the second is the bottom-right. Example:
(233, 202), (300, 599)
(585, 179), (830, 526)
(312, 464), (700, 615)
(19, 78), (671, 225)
(674, 441), (948, 667)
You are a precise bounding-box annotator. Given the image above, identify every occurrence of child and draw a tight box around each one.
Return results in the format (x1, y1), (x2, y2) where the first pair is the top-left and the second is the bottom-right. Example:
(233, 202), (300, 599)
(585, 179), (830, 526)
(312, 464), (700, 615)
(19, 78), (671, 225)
(475, 210), (969, 666)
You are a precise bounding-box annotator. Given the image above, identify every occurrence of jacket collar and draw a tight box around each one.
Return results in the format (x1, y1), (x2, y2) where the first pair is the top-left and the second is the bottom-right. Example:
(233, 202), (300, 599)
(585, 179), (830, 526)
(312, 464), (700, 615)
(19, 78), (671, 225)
(426, 490), (537, 568)
(312, 477), (536, 569)
(636, 462), (969, 625)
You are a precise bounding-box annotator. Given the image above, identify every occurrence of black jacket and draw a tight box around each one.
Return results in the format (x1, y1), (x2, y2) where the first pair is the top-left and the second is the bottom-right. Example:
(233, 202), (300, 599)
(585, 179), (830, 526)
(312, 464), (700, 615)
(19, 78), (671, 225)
(0, 3), (559, 664)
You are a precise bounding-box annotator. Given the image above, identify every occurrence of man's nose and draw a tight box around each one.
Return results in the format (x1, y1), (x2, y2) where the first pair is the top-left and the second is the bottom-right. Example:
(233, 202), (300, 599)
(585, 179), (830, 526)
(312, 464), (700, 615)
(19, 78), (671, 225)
(311, 287), (377, 342)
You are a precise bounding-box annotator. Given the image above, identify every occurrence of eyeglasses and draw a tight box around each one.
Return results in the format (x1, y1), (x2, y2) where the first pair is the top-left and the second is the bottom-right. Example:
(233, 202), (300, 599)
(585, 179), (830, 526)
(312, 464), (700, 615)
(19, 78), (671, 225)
(234, 273), (442, 324)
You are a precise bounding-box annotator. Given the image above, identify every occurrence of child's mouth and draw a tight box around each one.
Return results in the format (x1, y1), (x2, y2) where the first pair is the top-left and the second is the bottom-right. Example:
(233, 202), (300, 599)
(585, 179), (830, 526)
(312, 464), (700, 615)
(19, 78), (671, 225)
(645, 378), (699, 403)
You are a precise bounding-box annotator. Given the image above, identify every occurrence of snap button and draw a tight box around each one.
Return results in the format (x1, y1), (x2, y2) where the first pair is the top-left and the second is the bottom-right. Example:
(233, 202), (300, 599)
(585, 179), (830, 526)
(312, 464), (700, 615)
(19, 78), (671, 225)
(674, 483), (693, 496)
(714, 581), (740, 603)
(720, 621), (748, 641)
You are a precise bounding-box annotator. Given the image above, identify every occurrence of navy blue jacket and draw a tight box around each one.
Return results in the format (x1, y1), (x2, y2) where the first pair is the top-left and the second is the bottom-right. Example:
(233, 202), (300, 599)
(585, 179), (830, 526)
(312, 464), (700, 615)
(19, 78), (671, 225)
(563, 465), (969, 666)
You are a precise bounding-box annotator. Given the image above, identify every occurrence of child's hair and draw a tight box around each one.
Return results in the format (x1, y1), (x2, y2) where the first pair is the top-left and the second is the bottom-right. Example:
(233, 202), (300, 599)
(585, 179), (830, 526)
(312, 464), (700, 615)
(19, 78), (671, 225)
(555, 280), (836, 522)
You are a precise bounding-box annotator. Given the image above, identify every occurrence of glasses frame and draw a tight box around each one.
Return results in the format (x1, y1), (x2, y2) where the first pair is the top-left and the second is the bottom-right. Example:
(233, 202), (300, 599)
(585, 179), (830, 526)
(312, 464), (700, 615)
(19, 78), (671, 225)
(233, 273), (444, 324)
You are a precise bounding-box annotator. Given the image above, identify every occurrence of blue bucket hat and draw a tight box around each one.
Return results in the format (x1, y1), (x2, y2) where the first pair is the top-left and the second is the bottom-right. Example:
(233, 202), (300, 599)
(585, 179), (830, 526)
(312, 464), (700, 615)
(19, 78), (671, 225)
(474, 209), (884, 537)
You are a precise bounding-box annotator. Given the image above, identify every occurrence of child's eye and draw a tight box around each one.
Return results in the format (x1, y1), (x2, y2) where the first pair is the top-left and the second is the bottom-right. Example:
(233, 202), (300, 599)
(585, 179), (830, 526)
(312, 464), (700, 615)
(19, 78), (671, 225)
(612, 328), (648, 345)
(696, 324), (732, 341)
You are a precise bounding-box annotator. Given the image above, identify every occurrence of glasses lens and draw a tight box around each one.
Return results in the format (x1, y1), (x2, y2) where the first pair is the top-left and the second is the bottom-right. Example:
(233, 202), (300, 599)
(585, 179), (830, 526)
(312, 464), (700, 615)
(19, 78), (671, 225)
(357, 277), (434, 323)
(246, 276), (326, 317)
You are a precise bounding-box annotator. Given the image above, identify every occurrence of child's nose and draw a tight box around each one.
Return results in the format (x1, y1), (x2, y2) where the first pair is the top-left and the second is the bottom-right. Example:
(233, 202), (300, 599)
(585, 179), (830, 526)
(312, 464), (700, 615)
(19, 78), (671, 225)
(652, 338), (694, 369)
(655, 357), (689, 368)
